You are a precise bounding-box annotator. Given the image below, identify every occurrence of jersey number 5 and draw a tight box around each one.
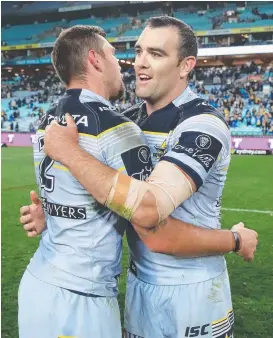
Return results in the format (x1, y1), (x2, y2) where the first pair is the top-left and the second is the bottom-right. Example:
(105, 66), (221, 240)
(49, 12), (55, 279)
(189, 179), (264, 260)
(38, 136), (55, 192)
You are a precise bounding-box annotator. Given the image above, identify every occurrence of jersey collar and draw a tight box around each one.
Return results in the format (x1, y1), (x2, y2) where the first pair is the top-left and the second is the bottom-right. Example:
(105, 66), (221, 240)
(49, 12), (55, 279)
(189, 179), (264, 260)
(66, 88), (115, 110)
(141, 86), (199, 115)
(172, 86), (199, 107)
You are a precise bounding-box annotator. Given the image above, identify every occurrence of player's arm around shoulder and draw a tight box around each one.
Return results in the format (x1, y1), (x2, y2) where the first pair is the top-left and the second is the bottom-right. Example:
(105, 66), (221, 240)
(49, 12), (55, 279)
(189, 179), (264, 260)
(128, 112), (229, 228)
(42, 108), (153, 206)
(132, 114), (258, 261)
(133, 217), (258, 261)
(38, 110), (258, 261)
(41, 111), (214, 229)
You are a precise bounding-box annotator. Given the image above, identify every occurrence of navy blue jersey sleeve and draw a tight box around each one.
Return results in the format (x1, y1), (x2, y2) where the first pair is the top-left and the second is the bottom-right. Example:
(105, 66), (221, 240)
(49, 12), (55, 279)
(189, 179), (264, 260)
(161, 114), (230, 189)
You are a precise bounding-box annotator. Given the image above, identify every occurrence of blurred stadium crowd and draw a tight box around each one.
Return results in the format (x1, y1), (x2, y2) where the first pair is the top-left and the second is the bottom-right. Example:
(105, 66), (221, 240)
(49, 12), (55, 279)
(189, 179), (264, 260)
(2, 64), (273, 136)
(1, 1), (273, 136)
(1, 1), (273, 48)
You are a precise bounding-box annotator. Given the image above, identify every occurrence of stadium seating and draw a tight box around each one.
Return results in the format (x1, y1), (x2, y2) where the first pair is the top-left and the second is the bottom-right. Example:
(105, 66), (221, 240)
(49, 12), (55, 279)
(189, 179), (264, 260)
(16, 2), (68, 14)
(2, 17), (132, 46)
(222, 19), (273, 29)
(120, 28), (143, 37)
(1, 1), (104, 15)
(1, 2), (272, 135)
(2, 1), (273, 45)
(2, 21), (65, 45)
(2, 65), (272, 135)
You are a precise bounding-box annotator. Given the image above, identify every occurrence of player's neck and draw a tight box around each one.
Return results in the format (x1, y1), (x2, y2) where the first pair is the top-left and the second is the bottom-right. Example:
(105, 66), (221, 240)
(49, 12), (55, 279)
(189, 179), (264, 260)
(67, 79), (110, 101)
(145, 82), (188, 116)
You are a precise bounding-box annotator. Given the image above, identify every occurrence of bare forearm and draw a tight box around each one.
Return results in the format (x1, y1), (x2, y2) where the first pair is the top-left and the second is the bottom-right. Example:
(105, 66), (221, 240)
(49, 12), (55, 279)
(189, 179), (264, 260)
(62, 146), (162, 223)
(134, 216), (235, 257)
(62, 147), (191, 229)
(64, 145), (116, 205)
(56, 146), (236, 257)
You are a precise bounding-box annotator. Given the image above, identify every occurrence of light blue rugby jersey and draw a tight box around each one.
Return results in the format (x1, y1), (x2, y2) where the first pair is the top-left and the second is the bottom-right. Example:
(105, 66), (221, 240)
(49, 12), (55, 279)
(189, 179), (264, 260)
(124, 86), (231, 285)
(28, 88), (153, 296)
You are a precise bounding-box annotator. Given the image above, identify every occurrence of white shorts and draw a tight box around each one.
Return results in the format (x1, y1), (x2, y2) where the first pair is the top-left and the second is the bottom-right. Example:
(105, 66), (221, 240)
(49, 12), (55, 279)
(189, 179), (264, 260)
(18, 269), (122, 338)
(124, 268), (234, 338)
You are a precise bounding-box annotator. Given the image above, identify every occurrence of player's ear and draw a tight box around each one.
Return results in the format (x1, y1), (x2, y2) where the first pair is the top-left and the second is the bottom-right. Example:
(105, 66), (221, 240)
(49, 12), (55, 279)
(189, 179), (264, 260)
(179, 56), (196, 79)
(88, 50), (103, 73)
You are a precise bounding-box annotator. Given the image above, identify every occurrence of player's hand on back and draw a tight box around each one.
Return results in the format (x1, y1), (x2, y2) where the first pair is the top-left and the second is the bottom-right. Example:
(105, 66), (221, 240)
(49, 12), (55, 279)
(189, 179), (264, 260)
(44, 113), (79, 165)
(231, 222), (258, 262)
(20, 191), (46, 237)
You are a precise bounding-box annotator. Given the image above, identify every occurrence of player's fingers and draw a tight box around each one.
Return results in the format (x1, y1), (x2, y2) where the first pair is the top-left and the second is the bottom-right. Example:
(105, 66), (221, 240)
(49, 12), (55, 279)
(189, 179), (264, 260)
(246, 251), (255, 262)
(236, 222), (244, 229)
(20, 205), (30, 216)
(240, 250), (250, 262)
(244, 244), (257, 262)
(231, 222), (244, 230)
(23, 220), (38, 231)
(20, 214), (32, 225)
(23, 222), (34, 231)
(27, 230), (38, 238)
(65, 113), (76, 128)
(50, 119), (59, 126)
(30, 190), (41, 205)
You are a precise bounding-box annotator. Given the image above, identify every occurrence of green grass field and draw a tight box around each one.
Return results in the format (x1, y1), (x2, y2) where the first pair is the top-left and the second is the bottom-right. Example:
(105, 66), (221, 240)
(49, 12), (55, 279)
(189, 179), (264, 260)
(2, 147), (273, 338)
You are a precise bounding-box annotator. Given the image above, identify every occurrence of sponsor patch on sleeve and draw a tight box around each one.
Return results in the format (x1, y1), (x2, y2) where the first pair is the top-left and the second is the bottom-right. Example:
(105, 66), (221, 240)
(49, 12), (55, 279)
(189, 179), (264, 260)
(172, 131), (222, 172)
(121, 145), (153, 181)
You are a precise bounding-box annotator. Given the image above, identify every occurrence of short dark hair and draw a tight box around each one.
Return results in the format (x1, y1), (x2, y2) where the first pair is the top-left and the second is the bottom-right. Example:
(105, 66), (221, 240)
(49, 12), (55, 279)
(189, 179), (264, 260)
(52, 25), (106, 85)
(146, 16), (198, 60)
